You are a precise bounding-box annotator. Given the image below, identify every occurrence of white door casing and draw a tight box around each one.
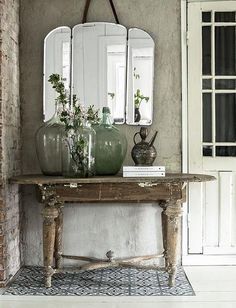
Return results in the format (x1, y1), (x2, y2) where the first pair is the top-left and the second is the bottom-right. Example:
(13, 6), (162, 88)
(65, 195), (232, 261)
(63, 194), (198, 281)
(183, 0), (236, 265)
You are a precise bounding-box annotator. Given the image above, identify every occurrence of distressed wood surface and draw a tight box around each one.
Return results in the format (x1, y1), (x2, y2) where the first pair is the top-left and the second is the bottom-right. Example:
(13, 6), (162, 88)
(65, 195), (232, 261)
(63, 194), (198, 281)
(41, 207), (58, 287)
(38, 182), (185, 287)
(46, 183), (183, 203)
(61, 253), (163, 263)
(18, 173), (215, 288)
(54, 266), (166, 275)
(9, 173), (215, 185)
(67, 253), (164, 272)
(165, 200), (183, 287)
(160, 202), (168, 269)
(54, 206), (63, 269)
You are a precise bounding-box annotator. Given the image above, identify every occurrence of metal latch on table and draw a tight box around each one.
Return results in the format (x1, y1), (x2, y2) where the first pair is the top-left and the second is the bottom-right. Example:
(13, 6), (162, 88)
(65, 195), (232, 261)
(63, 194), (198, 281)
(138, 182), (158, 188)
(64, 183), (80, 188)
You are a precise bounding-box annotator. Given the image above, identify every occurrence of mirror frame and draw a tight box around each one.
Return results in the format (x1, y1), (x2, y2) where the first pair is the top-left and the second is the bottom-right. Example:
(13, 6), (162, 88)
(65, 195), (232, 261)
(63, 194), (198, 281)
(43, 23), (155, 125)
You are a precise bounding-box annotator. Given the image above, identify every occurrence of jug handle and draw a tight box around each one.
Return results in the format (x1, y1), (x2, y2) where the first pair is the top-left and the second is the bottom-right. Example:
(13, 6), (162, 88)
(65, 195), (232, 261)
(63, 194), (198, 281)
(133, 132), (140, 145)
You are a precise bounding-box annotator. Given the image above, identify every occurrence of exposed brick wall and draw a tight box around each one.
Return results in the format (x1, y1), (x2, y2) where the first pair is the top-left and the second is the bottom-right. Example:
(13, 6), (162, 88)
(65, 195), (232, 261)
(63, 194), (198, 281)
(0, 0), (21, 286)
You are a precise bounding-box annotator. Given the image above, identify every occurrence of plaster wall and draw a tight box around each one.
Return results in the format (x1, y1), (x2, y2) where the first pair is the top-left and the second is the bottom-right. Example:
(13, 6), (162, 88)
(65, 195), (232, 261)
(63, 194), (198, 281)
(20, 0), (181, 265)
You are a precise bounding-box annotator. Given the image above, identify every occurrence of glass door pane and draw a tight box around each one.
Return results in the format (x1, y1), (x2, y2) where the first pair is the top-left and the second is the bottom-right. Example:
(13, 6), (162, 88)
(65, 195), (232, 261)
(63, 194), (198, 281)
(202, 10), (236, 157)
(215, 26), (236, 75)
(202, 26), (212, 75)
(215, 94), (236, 142)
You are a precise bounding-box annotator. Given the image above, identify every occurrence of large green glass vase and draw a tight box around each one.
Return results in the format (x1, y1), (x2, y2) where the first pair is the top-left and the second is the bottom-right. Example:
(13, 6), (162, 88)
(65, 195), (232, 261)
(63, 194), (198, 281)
(35, 108), (64, 175)
(94, 107), (127, 175)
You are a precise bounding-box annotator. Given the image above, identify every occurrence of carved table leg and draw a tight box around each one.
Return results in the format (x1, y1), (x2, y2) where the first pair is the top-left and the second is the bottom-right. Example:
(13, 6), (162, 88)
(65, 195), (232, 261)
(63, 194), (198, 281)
(55, 205), (64, 269)
(42, 207), (58, 287)
(160, 203), (168, 270)
(165, 200), (183, 287)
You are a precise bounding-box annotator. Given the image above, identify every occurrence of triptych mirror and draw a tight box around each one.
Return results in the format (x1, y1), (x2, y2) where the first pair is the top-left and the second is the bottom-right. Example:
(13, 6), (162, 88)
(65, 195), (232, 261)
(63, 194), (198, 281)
(43, 22), (154, 125)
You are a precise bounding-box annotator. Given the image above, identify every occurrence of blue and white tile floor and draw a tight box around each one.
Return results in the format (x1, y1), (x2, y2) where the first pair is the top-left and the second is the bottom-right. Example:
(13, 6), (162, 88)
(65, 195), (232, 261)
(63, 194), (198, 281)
(3, 266), (194, 296)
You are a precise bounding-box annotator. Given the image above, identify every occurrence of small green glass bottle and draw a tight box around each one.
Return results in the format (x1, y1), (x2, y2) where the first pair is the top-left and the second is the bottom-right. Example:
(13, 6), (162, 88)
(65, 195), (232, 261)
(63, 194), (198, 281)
(94, 107), (127, 175)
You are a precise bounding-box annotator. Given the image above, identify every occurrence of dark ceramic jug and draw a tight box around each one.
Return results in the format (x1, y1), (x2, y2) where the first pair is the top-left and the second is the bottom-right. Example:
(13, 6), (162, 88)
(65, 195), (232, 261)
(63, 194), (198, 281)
(131, 127), (157, 166)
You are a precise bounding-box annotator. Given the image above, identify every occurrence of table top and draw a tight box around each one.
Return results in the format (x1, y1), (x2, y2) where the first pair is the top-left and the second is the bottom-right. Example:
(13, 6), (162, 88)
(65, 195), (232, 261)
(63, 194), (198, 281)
(9, 173), (215, 185)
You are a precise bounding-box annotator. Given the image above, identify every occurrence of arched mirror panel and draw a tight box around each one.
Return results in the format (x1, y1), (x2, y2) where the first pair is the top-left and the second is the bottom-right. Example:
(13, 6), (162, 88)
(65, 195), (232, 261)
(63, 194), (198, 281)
(126, 28), (155, 125)
(72, 23), (127, 123)
(43, 26), (71, 122)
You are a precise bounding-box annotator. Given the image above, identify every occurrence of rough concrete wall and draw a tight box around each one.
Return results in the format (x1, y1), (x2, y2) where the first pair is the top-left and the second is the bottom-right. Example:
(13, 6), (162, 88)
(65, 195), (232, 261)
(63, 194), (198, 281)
(0, 0), (21, 285)
(20, 0), (181, 265)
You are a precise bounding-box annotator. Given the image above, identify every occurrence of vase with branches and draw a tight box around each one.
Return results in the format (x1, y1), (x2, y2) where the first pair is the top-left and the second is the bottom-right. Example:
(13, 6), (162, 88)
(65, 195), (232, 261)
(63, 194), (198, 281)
(48, 74), (99, 177)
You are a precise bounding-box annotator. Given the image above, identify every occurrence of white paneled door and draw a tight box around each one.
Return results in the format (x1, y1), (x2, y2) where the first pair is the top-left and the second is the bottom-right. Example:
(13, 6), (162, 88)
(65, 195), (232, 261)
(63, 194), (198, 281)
(185, 1), (236, 265)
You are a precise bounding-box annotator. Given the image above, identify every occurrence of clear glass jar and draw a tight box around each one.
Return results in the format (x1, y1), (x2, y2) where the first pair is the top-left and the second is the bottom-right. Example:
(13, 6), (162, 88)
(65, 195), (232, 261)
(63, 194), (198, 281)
(35, 107), (64, 175)
(94, 107), (127, 175)
(62, 122), (96, 177)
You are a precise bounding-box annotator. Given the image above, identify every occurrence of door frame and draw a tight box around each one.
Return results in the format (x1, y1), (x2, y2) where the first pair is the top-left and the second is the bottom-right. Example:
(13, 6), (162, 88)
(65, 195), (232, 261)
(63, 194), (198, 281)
(181, 0), (189, 264)
(181, 0), (236, 265)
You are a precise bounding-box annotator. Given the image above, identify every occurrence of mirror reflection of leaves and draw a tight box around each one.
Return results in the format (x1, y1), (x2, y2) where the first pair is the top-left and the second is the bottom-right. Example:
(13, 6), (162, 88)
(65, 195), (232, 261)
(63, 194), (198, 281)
(134, 89), (149, 109)
(133, 67), (149, 110)
(108, 92), (115, 100)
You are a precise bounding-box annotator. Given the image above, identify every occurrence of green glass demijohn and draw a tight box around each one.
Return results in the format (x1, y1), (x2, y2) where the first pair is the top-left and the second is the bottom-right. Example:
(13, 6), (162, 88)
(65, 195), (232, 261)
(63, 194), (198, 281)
(94, 107), (127, 175)
(62, 121), (96, 178)
(35, 105), (64, 175)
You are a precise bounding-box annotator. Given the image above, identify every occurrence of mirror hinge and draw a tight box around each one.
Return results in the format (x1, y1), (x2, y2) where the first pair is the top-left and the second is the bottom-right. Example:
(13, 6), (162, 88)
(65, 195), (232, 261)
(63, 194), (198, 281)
(187, 213), (191, 228)
(186, 31), (189, 46)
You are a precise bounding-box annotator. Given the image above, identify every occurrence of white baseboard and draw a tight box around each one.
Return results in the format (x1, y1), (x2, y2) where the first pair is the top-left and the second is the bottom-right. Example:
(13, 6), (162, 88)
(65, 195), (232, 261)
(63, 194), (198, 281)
(182, 254), (236, 265)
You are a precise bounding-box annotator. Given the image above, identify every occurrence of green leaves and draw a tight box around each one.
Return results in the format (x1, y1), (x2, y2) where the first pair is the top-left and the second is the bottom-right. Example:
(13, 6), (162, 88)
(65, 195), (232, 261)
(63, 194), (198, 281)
(133, 67), (140, 79)
(87, 105), (100, 124)
(132, 68), (149, 108)
(48, 74), (66, 101)
(108, 92), (115, 100)
(48, 73), (100, 132)
(134, 88), (149, 109)
(48, 73), (99, 176)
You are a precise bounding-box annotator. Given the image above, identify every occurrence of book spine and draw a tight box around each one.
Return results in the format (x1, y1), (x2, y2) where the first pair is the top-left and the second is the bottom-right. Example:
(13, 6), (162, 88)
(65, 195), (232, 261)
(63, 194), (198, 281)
(123, 172), (165, 177)
(123, 166), (165, 172)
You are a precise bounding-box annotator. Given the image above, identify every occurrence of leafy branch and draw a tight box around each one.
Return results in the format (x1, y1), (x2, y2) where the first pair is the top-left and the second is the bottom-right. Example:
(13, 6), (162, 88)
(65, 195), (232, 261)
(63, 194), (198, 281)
(108, 92), (115, 100)
(48, 73), (99, 176)
(48, 73), (100, 132)
(134, 89), (149, 109)
(133, 67), (140, 79)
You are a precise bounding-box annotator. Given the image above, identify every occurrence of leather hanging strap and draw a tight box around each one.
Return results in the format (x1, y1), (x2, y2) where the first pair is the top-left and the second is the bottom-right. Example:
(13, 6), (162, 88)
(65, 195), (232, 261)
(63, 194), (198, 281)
(82, 0), (120, 24)
(82, 0), (91, 23)
(108, 0), (120, 24)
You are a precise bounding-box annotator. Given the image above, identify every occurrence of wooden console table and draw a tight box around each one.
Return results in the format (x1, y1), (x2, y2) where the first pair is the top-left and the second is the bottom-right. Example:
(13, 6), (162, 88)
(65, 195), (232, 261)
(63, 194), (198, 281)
(10, 173), (214, 288)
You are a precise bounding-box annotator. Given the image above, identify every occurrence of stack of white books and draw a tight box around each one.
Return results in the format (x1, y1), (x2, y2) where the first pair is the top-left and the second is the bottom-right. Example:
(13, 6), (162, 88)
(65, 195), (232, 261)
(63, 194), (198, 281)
(123, 166), (165, 177)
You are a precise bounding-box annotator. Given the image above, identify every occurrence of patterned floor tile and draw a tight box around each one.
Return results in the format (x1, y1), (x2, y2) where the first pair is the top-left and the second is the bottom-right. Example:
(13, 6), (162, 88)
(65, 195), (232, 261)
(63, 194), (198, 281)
(3, 266), (195, 296)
